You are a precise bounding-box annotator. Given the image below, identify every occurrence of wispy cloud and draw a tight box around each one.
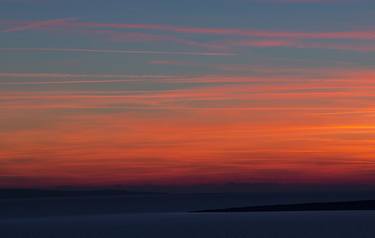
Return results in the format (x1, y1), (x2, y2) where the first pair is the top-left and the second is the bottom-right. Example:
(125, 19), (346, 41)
(258, 0), (348, 3)
(71, 21), (375, 41)
(2, 79), (375, 186)
(2, 69), (375, 186)
(0, 72), (183, 79)
(2, 19), (375, 52)
(1, 0), (375, 187)
(219, 39), (375, 52)
(0, 47), (234, 56)
(1, 69), (374, 109)
(2, 18), (76, 32)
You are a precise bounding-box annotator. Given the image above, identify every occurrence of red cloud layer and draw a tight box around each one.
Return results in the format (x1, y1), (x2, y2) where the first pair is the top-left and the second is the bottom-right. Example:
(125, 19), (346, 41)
(1, 70), (375, 187)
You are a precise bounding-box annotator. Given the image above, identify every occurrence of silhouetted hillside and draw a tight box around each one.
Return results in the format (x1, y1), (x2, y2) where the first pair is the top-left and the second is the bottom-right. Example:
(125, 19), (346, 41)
(194, 200), (375, 213)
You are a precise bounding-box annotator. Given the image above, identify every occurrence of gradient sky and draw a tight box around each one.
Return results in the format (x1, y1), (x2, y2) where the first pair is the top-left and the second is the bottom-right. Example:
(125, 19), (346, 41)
(1, 0), (375, 188)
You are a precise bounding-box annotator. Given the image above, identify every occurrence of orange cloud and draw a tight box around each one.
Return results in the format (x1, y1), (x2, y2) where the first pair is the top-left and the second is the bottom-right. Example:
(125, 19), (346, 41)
(1, 70), (375, 187)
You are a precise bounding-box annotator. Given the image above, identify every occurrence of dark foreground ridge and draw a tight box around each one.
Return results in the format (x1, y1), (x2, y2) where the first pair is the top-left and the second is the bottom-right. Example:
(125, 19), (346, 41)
(193, 200), (375, 213)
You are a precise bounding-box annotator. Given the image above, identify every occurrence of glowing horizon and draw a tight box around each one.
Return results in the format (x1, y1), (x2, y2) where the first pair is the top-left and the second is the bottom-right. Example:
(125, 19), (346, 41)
(1, 0), (375, 188)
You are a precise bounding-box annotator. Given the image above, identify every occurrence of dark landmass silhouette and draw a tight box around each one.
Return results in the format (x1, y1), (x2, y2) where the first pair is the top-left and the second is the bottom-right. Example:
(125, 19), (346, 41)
(193, 200), (375, 213)
(1, 189), (375, 219)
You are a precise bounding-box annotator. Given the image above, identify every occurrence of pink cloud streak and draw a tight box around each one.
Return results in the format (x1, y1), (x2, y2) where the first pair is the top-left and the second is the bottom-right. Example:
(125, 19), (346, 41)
(4, 19), (375, 41)
(3, 19), (375, 53)
(72, 21), (375, 41)
(0, 47), (234, 56)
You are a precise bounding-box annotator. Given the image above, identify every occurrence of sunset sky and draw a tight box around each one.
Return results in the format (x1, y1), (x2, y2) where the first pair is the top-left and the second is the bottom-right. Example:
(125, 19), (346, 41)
(1, 0), (375, 188)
